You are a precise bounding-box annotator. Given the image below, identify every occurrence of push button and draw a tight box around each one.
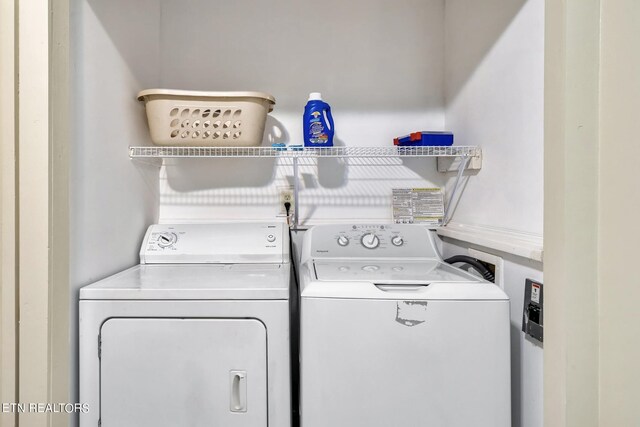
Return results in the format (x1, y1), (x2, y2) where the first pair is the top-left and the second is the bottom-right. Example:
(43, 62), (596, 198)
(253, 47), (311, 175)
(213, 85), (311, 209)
(267, 234), (276, 242)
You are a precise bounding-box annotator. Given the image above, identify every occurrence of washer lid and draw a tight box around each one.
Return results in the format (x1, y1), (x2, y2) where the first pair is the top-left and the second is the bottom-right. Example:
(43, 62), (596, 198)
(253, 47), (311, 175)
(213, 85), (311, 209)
(314, 260), (480, 283)
(80, 264), (289, 300)
(306, 260), (507, 301)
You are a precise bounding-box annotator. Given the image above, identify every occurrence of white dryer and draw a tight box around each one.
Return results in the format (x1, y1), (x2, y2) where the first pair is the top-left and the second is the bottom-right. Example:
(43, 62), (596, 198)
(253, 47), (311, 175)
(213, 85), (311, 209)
(80, 223), (291, 427)
(299, 224), (511, 427)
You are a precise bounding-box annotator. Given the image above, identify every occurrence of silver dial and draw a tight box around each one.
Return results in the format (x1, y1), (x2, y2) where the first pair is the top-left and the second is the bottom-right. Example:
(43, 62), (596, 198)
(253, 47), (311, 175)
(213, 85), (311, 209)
(157, 232), (177, 248)
(361, 233), (380, 249)
(391, 236), (404, 246)
(337, 236), (350, 246)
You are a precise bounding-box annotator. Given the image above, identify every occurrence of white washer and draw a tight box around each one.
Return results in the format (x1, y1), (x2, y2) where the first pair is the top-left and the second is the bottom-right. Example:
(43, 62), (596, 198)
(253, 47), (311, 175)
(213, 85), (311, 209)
(80, 223), (291, 427)
(299, 224), (511, 427)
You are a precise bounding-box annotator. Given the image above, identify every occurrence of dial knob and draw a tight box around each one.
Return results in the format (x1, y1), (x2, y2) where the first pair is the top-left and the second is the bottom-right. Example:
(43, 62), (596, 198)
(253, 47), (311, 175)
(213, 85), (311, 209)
(157, 232), (177, 248)
(391, 236), (404, 246)
(337, 236), (350, 246)
(361, 233), (380, 249)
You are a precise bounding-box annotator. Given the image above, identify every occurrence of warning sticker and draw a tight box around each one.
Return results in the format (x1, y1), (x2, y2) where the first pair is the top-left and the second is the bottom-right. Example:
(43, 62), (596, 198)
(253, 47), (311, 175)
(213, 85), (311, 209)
(392, 188), (444, 226)
(531, 283), (541, 304)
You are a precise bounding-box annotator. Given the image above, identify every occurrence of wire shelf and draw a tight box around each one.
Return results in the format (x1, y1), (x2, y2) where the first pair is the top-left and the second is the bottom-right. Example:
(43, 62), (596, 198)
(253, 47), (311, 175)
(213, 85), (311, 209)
(129, 145), (481, 159)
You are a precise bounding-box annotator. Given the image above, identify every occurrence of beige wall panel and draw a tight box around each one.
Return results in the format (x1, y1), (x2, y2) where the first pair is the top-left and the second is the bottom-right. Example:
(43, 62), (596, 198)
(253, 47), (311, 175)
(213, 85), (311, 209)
(544, 0), (600, 426)
(0, 0), (17, 425)
(49, 0), (71, 424)
(598, 0), (640, 425)
(17, 0), (50, 424)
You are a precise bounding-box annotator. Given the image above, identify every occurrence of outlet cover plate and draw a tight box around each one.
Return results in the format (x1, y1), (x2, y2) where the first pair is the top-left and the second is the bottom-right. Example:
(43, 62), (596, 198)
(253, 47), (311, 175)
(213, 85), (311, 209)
(278, 186), (294, 215)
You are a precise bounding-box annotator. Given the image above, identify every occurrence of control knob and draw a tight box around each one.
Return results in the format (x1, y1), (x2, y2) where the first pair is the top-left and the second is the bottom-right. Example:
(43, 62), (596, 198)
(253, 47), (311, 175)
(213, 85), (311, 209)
(361, 233), (380, 249)
(157, 232), (177, 248)
(391, 236), (404, 246)
(337, 236), (350, 246)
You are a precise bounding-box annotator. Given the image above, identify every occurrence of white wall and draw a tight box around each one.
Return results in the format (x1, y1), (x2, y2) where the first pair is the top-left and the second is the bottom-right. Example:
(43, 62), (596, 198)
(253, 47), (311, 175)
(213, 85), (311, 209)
(69, 0), (162, 415)
(157, 0), (447, 224)
(444, 0), (544, 235)
(442, 2), (545, 427)
(158, 155), (443, 224)
(159, 0), (444, 113)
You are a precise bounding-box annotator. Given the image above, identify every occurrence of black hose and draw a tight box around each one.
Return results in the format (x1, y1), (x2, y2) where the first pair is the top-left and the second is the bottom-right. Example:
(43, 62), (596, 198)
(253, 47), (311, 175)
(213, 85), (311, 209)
(445, 255), (495, 283)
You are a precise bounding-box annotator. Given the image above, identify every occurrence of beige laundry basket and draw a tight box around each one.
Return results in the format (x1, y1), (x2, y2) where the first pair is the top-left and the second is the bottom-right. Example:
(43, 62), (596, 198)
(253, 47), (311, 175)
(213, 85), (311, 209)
(137, 89), (276, 147)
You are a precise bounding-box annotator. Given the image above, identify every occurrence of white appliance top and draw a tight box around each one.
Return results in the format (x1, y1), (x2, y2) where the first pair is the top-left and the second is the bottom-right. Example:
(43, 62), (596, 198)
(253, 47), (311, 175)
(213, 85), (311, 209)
(300, 224), (508, 301)
(81, 222), (290, 300)
(140, 222), (288, 264)
(79, 264), (289, 300)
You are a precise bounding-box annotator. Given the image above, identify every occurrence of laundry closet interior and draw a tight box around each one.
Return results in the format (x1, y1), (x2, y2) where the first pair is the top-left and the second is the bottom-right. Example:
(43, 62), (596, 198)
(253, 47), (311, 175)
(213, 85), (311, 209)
(70, 0), (544, 426)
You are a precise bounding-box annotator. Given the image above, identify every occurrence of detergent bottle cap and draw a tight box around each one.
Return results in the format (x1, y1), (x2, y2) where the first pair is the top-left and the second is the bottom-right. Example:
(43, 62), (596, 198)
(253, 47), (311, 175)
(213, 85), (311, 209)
(308, 92), (323, 101)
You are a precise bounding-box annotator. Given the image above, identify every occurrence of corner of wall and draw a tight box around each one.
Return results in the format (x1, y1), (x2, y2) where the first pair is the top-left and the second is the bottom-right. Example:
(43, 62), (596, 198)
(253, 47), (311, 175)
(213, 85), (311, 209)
(543, 0), (601, 425)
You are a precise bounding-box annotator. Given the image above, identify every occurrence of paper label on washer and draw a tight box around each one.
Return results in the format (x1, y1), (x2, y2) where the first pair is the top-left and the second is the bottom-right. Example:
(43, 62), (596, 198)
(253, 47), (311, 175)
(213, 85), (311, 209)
(531, 283), (541, 304)
(392, 188), (444, 226)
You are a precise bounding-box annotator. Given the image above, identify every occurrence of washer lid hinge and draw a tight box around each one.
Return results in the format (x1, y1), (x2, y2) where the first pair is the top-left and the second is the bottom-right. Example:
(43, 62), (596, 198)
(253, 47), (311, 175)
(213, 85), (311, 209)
(98, 334), (102, 359)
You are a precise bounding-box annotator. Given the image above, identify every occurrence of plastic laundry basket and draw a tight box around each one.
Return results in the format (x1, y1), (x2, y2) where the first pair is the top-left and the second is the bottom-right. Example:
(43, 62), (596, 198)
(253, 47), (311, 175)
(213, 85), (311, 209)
(137, 89), (276, 147)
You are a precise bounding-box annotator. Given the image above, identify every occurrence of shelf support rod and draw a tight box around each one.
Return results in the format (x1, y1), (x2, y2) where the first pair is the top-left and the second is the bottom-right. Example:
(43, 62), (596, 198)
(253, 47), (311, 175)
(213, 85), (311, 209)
(443, 156), (470, 226)
(293, 156), (299, 229)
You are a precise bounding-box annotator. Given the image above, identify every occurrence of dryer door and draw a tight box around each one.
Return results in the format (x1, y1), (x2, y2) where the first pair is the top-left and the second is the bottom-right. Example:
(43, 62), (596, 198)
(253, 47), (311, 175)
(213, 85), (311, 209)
(99, 318), (267, 427)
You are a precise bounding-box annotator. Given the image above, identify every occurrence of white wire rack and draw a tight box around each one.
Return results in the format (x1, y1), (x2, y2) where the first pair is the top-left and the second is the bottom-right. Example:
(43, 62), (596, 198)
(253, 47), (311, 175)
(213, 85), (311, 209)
(129, 145), (481, 159)
(129, 145), (481, 228)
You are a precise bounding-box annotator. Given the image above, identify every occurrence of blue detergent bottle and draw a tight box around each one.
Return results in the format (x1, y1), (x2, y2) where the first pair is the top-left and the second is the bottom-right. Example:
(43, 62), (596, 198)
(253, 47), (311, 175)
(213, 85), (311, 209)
(303, 93), (334, 147)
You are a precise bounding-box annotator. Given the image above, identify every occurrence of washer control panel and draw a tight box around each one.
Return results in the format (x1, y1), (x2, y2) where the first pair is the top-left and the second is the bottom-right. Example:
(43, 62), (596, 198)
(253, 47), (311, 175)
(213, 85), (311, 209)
(140, 223), (287, 264)
(309, 224), (438, 259)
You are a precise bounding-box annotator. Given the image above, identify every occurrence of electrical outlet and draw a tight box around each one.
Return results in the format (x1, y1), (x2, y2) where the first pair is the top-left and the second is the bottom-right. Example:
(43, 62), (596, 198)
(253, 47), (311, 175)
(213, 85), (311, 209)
(468, 248), (504, 289)
(279, 187), (294, 215)
(522, 279), (543, 342)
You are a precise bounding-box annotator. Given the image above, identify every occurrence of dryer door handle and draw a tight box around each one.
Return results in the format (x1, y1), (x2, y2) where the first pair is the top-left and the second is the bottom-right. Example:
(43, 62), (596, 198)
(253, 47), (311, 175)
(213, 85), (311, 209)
(230, 370), (247, 412)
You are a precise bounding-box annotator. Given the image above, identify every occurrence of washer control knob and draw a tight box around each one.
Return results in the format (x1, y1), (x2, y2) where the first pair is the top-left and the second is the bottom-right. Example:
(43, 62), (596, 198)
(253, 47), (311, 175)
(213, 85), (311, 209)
(391, 236), (404, 247)
(337, 236), (350, 246)
(267, 234), (276, 243)
(361, 233), (380, 249)
(157, 232), (177, 248)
